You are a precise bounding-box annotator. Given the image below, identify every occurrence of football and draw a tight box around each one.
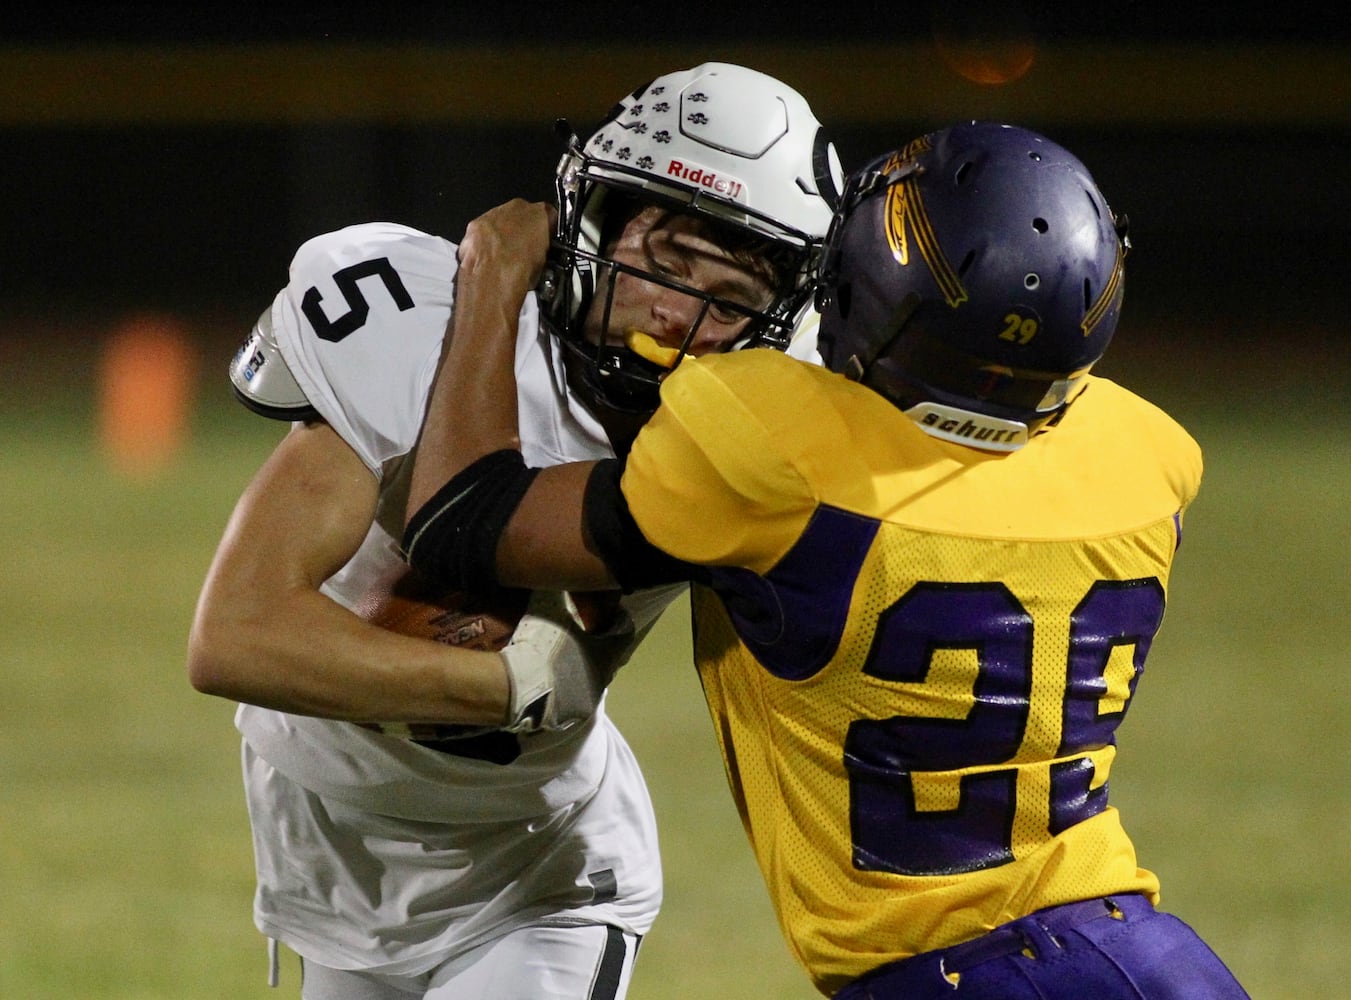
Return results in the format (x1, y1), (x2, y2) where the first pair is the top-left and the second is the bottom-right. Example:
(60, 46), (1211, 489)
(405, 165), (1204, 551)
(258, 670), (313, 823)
(353, 565), (528, 652)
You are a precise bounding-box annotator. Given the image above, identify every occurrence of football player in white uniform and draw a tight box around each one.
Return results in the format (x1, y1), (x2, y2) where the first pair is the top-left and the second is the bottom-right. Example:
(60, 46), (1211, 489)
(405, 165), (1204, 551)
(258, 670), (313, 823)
(188, 64), (839, 1000)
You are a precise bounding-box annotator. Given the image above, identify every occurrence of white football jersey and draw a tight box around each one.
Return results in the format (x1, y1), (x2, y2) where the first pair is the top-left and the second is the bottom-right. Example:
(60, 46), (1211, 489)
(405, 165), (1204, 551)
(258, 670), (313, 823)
(231, 223), (673, 974)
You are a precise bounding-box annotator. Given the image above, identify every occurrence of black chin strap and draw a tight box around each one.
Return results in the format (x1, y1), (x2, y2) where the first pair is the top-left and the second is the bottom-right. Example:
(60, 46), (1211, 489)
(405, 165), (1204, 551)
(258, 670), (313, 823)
(843, 292), (922, 383)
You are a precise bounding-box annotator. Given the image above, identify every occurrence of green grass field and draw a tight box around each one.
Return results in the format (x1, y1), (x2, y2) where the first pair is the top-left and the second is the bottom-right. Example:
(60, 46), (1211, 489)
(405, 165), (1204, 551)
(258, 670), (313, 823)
(1, 316), (1346, 998)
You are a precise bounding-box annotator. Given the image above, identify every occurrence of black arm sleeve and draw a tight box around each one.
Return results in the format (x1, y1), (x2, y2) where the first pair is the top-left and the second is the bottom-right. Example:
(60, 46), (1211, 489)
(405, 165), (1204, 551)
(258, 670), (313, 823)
(402, 449), (539, 593)
(583, 459), (706, 592)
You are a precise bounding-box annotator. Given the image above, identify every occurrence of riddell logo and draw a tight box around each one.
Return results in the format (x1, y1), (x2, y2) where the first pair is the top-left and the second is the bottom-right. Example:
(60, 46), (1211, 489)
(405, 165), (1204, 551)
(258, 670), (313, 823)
(667, 160), (744, 199)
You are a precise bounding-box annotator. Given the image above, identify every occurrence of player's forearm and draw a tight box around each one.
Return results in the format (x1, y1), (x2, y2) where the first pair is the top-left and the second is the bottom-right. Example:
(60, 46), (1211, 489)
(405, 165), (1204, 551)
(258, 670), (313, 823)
(496, 462), (617, 590)
(420, 240), (523, 465)
(187, 588), (510, 725)
(408, 200), (549, 519)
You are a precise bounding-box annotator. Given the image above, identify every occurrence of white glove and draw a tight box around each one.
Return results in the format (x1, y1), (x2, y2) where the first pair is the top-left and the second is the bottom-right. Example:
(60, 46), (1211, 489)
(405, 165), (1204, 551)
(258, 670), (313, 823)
(499, 590), (636, 733)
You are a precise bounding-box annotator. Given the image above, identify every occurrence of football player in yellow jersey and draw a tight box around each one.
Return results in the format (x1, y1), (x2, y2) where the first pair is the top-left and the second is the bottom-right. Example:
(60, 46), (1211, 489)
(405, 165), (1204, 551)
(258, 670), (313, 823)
(403, 122), (1249, 998)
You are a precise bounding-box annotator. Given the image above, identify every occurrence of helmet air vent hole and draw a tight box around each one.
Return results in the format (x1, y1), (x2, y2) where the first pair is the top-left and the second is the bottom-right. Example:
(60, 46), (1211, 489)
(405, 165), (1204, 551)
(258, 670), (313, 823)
(955, 162), (973, 185)
(1029, 151), (1041, 161)
(1082, 277), (1093, 309)
(958, 250), (976, 276)
(1032, 217), (1048, 234)
(1025, 273), (1040, 290)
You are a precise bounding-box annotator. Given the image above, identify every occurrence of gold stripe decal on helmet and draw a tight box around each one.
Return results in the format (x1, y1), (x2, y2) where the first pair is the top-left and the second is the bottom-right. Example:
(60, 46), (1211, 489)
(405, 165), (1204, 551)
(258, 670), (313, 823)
(881, 141), (967, 310)
(883, 169), (911, 264)
(907, 180), (967, 308)
(1081, 241), (1123, 337)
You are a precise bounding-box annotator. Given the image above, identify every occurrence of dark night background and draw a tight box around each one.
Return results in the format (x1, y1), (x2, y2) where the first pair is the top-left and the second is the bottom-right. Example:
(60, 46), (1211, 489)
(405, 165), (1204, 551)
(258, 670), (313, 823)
(3, 3), (1348, 328)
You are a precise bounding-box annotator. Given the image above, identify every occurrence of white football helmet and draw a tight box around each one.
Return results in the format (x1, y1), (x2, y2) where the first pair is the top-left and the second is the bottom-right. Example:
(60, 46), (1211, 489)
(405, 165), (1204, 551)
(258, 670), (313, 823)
(540, 62), (842, 414)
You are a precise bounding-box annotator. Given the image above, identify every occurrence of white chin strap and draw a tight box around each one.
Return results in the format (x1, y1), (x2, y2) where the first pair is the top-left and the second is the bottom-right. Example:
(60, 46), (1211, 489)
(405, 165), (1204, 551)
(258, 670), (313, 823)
(903, 400), (1029, 452)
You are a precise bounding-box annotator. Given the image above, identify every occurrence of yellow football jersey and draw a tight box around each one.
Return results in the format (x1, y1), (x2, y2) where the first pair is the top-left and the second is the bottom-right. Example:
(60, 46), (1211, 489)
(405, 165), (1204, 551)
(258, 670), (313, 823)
(622, 350), (1202, 996)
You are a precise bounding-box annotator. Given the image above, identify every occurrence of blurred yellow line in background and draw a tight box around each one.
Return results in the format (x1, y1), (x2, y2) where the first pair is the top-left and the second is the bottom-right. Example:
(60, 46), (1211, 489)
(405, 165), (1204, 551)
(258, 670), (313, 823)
(3, 42), (1349, 127)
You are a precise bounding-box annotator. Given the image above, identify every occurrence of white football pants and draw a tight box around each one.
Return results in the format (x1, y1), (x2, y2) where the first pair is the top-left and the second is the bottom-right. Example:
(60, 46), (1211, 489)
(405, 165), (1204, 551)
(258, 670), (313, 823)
(298, 923), (641, 1000)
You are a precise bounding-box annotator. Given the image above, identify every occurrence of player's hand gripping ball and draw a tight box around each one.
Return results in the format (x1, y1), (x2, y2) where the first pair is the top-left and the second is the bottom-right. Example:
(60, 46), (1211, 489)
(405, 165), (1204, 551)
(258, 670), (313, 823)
(352, 568), (627, 738)
(352, 566), (529, 742)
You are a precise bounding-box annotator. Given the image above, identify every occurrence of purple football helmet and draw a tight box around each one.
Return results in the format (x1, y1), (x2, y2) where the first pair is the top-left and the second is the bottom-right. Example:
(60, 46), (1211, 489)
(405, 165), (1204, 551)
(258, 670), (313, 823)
(816, 121), (1130, 448)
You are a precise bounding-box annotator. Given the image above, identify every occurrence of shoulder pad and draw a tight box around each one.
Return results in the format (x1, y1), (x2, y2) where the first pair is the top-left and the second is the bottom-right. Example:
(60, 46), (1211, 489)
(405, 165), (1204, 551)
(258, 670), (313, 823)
(230, 311), (319, 421)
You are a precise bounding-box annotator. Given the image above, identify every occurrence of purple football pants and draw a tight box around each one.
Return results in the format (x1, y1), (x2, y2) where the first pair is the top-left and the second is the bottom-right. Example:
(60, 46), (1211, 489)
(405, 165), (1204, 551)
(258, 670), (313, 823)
(833, 894), (1249, 999)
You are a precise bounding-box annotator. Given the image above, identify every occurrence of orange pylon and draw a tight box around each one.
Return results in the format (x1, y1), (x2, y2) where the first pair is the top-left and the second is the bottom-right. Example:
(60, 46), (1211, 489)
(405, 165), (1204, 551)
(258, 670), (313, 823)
(98, 314), (199, 477)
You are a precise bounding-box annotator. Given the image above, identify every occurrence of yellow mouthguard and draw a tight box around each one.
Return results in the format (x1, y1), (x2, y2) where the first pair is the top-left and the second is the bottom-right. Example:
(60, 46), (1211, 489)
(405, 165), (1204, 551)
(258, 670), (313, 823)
(624, 329), (682, 369)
